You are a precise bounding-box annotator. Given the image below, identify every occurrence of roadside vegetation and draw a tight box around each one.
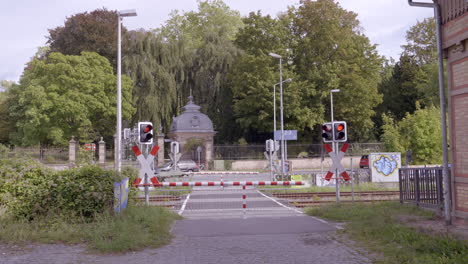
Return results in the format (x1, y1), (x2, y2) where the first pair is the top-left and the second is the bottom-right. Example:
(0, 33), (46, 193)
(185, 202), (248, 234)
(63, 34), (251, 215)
(0, 152), (181, 252)
(305, 202), (468, 264)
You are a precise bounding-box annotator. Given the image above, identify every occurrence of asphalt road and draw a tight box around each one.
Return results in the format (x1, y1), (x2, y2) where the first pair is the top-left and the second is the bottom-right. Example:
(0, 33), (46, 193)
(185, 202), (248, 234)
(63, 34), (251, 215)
(1, 172), (372, 264)
(0, 216), (371, 264)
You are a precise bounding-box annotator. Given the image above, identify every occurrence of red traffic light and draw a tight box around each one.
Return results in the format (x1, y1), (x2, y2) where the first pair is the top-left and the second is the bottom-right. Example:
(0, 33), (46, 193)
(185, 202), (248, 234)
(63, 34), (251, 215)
(335, 123), (344, 132)
(333, 121), (347, 142)
(138, 122), (154, 144)
(143, 125), (153, 133)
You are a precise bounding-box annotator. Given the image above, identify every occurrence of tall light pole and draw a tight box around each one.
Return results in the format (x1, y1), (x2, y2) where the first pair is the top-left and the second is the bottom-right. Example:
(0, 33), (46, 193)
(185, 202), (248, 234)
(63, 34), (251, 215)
(116, 9), (137, 172)
(269, 52), (286, 176)
(273, 78), (292, 133)
(330, 89), (340, 202)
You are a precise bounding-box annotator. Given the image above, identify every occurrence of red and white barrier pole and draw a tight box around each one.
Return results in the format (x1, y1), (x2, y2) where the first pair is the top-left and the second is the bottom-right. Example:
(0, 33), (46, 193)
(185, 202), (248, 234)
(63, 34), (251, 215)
(138, 180), (306, 187)
(242, 184), (246, 219)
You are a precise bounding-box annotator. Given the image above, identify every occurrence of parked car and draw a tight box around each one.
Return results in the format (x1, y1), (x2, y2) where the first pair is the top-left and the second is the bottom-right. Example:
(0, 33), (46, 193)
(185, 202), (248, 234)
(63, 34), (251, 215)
(177, 160), (200, 172)
(156, 162), (173, 172)
(359, 155), (369, 168)
(155, 160), (200, 173)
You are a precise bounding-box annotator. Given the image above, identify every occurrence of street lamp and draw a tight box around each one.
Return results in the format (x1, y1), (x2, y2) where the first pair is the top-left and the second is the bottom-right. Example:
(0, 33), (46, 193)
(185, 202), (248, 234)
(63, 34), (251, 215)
(116, 9), (137, 172)
(330, 89), (340, 202)
(273, 78), (292, 133)
(330, 89), (340, 123)
(269, 52), (286, 176)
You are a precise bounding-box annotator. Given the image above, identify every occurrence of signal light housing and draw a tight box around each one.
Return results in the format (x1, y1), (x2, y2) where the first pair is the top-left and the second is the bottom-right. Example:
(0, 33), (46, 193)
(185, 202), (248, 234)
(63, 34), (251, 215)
(333, 121), (347, 142)
(138, 122), (153, 144)
(321, 122), (333, 143)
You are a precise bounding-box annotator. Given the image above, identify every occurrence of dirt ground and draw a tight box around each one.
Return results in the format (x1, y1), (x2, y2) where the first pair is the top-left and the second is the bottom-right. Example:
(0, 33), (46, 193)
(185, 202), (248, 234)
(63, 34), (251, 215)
(398, 214), (468, 242)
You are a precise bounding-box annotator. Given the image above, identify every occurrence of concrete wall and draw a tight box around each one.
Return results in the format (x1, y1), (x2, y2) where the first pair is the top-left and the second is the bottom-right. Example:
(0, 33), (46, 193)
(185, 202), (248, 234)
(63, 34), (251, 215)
(231, 156), (362, 171)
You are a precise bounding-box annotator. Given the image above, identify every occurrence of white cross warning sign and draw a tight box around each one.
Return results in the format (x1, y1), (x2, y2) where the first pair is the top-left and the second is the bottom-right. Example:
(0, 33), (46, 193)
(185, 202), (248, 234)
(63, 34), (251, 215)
(132, 145), (160, 187)
(324, 143), (350, 181)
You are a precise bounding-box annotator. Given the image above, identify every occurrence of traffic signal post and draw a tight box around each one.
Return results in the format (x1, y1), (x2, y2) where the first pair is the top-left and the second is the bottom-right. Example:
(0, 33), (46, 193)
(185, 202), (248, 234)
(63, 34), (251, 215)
(321, 121), (348, 203)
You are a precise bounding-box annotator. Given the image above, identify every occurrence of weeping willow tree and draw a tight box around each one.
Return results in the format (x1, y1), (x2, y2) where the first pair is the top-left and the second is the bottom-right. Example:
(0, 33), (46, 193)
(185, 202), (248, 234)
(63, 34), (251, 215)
(123, 1), (244, 140)
(123, 30), (187, 129)
(159, 0), (244, 141)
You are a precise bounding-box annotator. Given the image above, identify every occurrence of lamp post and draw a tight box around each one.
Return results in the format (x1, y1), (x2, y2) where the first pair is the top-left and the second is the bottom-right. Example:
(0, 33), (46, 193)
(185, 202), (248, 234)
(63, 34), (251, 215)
(269, 52), (286, 176)
(330, 89), (340, 202)
(116, 9), (137, 172)
(273, 78), (292, 134)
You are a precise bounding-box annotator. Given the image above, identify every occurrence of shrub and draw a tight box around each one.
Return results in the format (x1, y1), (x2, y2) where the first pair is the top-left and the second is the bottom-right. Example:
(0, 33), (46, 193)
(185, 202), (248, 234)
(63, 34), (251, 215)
(0, 158), (55, 219)
(0, 157), (122, 220)
(53, 166), (117, 218)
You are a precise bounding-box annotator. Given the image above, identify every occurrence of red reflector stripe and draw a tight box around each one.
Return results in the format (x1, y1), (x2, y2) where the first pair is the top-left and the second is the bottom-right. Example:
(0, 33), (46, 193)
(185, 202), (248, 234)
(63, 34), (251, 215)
(325, 171), (333, 181)
(150, 145), (159, 156)
(132, 145), (141, 156)
(133, 178), (142, 187)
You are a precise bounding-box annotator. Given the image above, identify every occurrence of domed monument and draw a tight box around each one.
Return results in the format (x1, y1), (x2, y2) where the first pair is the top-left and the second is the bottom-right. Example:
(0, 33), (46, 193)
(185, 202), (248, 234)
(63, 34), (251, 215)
(168, 96), (216, 167)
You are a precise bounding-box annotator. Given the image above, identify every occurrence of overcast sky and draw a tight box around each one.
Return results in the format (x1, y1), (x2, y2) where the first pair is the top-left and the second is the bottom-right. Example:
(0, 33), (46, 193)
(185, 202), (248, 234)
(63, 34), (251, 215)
(0, 0), (434, 83)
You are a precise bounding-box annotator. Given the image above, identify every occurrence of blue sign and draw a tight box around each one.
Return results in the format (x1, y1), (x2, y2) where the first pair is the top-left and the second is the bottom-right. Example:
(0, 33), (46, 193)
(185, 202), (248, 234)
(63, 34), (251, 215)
(114, 178), (129, 214)
(274, 130), (297, 141)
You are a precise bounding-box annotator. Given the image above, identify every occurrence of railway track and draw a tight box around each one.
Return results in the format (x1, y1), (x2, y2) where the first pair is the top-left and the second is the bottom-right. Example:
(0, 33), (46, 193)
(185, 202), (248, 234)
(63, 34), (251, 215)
(271, 191), (399, 199)
(270, 191), (400, 207)
(136, 195), (181, 202)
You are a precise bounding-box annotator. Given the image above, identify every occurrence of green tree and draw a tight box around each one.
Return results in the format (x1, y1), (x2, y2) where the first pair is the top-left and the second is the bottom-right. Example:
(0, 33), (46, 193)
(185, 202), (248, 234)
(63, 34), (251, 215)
(229, 11), (322, 140)
(9, 52), (134, 146)
(381, 105), (442, 164)
(379, 55), (421, 120)
(380, 113), (404, 153)
(123, 30), (181, 129)
(288, 0), (383, 141)
(47, 8), (123, 69)
(401, 18), (436, 66)
(0, 89), (15, 143)
(158, 0), (244, 142)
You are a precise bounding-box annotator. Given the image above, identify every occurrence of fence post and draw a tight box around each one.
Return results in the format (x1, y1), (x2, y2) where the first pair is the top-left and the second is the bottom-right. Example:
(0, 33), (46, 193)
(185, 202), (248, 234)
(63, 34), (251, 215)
(415, 169), (420, 206)
(436, 167), (444, 210)
(399, 169), (403, 204)
(69, 136), (76, 168)
(98, 137), (105, 167)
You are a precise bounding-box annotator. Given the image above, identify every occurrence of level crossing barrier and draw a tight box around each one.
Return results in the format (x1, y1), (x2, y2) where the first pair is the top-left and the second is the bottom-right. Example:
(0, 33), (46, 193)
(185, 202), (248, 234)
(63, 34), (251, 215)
(134, 171), (306, 219)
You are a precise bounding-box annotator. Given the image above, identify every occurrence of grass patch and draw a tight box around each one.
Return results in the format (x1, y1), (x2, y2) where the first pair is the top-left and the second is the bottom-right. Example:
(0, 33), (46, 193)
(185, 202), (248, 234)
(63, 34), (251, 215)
(305, 202), (468, 263)
(0, 206), (182, 252)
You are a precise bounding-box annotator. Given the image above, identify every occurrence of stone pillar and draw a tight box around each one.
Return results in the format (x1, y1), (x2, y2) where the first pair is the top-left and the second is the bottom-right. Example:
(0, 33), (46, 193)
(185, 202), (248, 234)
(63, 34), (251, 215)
(205, 139), (213, 169)
(98, 137), (105, 166)
(157, 133), (165, 166)
(69, 136), (76, 168)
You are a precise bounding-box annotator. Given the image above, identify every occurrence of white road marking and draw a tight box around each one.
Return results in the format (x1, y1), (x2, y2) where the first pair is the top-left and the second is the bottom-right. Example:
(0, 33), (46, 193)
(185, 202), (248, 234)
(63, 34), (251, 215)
(178, 194), (190, 215)
(256, 190), (336, 226)
(256, 190), (303, 214)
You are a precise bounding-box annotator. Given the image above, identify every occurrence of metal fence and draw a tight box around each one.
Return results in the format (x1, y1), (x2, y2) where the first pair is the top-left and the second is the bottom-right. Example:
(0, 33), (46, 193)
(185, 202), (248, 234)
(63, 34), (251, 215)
(399, 167), (445, 209)
(213, 143), (384, 160)
(6, 146), (69, 163)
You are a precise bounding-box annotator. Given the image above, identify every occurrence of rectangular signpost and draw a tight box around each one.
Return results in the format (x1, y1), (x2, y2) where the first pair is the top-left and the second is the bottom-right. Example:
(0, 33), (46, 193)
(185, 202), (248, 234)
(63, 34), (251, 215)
(274, 130), (297, 141)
